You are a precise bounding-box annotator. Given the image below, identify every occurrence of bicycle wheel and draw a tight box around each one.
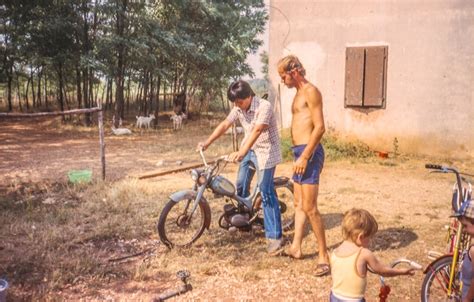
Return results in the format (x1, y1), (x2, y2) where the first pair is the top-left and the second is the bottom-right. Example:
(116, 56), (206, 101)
(421, 256), (462, 302)
(274, 181), (295, 232)
(157, 197), (210, 248)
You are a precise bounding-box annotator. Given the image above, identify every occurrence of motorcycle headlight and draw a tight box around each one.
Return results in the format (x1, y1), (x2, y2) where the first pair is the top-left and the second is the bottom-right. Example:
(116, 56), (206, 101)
(190, 169), (199, 181)
(198, 175), (207, 185)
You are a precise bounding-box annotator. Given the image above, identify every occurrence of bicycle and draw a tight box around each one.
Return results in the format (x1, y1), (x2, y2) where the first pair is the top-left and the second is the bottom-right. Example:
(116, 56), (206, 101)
(420, 164), (473, 301)
(157, 149), (295, 248)
(373, 258), (422, 302)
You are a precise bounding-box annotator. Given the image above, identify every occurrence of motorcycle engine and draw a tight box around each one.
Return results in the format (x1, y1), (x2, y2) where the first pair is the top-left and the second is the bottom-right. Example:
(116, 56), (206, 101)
(219, 204), (250, 230)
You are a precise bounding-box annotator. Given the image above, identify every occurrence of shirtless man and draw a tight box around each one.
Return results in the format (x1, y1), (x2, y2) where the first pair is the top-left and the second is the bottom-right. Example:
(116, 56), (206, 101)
(277, 55), (330, 276)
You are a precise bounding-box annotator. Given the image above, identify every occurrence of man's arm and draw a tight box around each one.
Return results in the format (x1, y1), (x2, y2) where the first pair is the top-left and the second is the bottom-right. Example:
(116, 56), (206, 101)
(198, 119), (232, 150)
(300, 86), (325, 159)
(228, 123), (268, 161)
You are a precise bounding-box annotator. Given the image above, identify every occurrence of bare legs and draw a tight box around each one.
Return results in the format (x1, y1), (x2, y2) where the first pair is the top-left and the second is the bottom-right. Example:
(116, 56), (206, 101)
(286, 183), (329, 265)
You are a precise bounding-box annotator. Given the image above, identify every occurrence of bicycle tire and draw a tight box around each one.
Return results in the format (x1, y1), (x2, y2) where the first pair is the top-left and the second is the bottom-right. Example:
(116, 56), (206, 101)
(157, 197), (210, 248)
(421, 255), (461, 302)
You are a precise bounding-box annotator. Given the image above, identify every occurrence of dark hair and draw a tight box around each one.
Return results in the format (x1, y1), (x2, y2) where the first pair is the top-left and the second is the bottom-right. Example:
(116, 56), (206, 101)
(227, 80), (255, 102)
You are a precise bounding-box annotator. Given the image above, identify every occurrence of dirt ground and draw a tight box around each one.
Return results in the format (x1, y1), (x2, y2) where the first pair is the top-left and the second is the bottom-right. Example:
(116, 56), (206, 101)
(1, 116), (473, 301)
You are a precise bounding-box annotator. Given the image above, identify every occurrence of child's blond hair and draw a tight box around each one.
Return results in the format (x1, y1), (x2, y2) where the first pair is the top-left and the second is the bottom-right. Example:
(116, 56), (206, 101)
(342, 208), (378, 243)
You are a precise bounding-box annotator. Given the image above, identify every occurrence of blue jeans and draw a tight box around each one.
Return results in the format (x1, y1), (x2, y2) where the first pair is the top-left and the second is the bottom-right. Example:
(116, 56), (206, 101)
(236, 151), (282, 240)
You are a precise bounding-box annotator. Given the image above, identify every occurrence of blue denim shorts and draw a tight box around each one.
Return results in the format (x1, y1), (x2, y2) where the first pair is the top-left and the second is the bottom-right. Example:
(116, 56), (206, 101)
(292, 144), (324, 185)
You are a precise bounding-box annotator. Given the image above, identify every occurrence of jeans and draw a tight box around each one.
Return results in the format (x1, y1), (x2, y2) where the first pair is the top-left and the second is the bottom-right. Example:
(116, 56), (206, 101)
(236, 150), (282, 240)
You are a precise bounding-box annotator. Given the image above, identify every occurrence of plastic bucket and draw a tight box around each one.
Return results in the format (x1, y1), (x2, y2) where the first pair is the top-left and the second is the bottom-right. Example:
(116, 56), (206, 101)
(67, 170), (93, 184)
(0, 279), (8, 302)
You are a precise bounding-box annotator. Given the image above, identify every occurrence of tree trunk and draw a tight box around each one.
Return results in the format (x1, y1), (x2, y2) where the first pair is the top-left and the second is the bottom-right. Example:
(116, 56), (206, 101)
(25, 76), (30, 110)
(154, 74), (161, 127)
(44, 74), (49, 110)
(114, 0), (127, 127)
(83, 67), (90, 125)
(89, 69), (94, 107)
(57, 63), (65, 121)
(142, 71), (149, 115)
(30, 68), (36, 108)
(76, 65), (82, 108)
(163, 80), (167, 111)
(37, 67), (42, 108)
(126, 76), (131, 114)
(7, 64), (13, 111)
(16, 72), (22, 111)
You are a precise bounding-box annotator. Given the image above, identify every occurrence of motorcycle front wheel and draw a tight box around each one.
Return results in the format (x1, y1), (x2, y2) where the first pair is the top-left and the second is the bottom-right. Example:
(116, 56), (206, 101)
(157, 197), (210, 248)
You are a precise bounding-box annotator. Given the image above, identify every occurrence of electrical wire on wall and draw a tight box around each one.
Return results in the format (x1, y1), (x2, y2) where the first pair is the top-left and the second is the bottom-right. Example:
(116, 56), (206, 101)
(268, 4), (292, 53)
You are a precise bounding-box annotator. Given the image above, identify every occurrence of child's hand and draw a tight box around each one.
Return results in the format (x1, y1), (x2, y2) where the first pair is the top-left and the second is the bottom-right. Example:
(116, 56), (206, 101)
(401, 268), (416, 276)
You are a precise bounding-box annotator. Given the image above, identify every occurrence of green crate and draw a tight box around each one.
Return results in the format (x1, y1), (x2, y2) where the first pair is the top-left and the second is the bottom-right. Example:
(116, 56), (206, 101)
(68, 170), (92, 184)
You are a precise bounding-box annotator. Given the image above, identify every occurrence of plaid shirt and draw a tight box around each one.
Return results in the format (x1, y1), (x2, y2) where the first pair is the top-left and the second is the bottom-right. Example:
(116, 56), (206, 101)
(226, 97), (282, 170)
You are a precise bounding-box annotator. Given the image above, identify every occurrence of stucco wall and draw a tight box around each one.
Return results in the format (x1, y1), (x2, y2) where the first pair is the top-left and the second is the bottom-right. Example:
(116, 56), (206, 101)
(269, 1), (474, 157)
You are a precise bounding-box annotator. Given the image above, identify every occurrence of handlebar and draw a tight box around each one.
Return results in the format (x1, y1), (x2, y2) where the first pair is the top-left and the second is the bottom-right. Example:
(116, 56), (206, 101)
(198, 148), (234, 166)
(425, 163), (444, 170)
(425, 163), (472, 212)
(198, 148), (208, 167)
(390, 258), (422, 270)
(368, 258), (422, 274)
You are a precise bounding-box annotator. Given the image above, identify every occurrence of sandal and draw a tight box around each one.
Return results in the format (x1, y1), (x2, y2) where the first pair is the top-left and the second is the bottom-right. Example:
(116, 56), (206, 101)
(315, 263), (330, 277)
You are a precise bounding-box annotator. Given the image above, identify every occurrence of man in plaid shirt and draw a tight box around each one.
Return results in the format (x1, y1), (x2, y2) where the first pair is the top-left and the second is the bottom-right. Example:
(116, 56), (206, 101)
(198, 80), (284, 254)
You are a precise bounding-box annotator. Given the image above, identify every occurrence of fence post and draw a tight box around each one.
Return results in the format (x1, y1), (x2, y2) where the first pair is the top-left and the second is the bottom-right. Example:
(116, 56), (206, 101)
(98, 103), (106, 180)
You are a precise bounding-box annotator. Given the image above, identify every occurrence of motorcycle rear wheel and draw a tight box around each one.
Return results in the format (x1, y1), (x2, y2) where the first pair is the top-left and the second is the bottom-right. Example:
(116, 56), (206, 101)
(275, 181), (295, 232)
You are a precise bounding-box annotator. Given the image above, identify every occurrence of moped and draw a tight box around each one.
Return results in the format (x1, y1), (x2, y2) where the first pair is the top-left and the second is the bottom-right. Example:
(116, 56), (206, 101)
(157, 149), (294, 248)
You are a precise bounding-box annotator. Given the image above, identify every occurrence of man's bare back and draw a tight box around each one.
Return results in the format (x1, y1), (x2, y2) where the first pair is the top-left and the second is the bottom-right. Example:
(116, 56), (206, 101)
(291, 83), (322, 145)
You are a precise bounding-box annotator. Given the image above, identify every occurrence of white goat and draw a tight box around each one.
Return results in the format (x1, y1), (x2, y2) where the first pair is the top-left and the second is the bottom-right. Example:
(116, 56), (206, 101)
(111, 126), (132, 135)
(136, 114), (155, 129)
(170, 114), (183, 130)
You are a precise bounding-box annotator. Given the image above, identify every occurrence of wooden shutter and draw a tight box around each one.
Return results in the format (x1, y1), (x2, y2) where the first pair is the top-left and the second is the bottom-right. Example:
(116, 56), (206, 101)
(344, 47), (365, 107)
(363, 46), (387, 107)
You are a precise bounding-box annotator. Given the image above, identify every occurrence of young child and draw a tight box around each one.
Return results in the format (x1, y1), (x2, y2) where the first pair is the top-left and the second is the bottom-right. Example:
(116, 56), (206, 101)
(454, 199), (474, 302)
(330, 208), (415, 302)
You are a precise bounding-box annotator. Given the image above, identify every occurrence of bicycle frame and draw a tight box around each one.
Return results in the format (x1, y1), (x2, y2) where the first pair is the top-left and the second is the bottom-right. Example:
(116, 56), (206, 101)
(448, 221), (464, 296)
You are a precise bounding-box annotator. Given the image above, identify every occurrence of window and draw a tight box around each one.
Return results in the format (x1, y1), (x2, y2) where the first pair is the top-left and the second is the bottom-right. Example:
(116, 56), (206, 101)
(344, 46), (388, 108)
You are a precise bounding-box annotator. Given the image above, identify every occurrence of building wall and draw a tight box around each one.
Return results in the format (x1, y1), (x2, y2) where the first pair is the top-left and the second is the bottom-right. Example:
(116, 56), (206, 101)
(269, 1), (474, 157)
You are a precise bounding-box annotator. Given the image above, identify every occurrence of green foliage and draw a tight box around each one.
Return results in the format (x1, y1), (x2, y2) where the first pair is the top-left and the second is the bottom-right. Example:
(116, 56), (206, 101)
(280, 130), (373, 162)
(248, 78), (268, 98)
(0, 0), (268, 113)
(260, 51), (269, 81)
(321, 134), (373, 160)
(280, 129), (294, 162)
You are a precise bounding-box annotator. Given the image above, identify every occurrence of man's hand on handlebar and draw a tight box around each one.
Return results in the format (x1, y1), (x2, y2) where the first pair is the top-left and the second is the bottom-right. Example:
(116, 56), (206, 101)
(228, 151), (245, 163)
(196, 142), (208, 152)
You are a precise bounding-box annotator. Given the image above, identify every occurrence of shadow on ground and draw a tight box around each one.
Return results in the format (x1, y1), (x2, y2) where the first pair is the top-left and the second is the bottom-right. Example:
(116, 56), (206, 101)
(371, 227), (418, 251)
(322, 212), (344, 230)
